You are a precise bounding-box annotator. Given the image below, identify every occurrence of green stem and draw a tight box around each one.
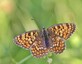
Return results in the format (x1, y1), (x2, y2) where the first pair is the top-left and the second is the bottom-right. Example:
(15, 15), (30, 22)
(17, 55), (32, 64)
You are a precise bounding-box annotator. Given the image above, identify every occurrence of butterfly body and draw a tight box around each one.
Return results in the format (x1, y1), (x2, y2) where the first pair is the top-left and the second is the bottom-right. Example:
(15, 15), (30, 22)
(14, 23), (76, 58)
(42, 28), (50, 48)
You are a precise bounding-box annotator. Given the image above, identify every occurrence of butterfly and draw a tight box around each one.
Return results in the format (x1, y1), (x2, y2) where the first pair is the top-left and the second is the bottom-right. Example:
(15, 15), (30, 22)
(14, 23), (76, 58)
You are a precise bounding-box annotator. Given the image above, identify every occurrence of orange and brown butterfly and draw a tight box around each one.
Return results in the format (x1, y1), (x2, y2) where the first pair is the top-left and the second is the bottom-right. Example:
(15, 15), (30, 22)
(14, 23), (76, 58)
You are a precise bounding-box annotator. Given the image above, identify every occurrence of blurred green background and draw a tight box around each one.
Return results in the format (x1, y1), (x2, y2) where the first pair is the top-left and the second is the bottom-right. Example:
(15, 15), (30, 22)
(0, 0), (81, 64)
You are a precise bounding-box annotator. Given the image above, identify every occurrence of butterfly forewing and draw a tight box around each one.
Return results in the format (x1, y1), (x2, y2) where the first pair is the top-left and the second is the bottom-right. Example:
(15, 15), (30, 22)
(14, 30), (40, 49)
(47, 23), (76, 40)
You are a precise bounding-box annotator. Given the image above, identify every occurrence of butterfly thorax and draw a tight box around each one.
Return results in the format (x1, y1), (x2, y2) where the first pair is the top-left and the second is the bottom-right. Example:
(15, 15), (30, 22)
(42, 28), (50, 48)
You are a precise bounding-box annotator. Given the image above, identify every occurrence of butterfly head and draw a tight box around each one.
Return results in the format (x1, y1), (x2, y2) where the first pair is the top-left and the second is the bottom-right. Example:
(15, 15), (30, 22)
(42, 27), (45, 30)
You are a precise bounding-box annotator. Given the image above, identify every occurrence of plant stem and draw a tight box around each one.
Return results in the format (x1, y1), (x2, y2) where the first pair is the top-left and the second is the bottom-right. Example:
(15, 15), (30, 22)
(17, 55), (32, 64)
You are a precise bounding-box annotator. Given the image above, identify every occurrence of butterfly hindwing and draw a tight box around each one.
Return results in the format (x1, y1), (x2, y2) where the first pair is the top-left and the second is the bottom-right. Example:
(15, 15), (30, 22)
(49, 35), (65, 53)
(30, 39), (48, 58)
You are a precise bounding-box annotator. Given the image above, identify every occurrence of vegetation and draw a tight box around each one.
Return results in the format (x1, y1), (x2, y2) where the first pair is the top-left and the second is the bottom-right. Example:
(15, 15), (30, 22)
(0, 0), (81, 64)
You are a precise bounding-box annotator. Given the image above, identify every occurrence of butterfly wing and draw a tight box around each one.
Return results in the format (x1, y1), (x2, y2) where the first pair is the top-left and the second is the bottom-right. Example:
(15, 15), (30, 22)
(47, 23), (76, 40)
(47, 23), (76, 53)
(14, 30), (48, 58)
(14, 30), (41, 49)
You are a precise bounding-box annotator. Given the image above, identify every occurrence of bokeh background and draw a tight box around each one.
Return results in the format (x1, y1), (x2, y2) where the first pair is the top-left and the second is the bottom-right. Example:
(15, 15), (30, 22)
(0, 0), (81, 64)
